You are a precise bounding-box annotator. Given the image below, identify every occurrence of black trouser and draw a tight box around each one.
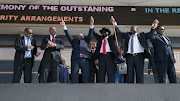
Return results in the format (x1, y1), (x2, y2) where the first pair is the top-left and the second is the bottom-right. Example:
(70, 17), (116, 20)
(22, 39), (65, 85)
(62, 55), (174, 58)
(97, 53), (115, 83)
(89, 59), (98, 83)
(12, 58), (33, 83)
(126, 53), (144, 83)
(156, 58), (177, 83)
(39, 58), (59, 83)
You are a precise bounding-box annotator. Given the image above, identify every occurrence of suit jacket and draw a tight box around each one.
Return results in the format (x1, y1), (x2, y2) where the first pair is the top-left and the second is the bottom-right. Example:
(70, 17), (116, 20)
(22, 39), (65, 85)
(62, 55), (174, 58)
(40, 35), (64, 63)
(64, 28), (93, 61)
(59, 65), (69, 83)
(115, 26), (156, 58)
(149, 34), (176, 63)
(92, 29), (118, 60)
(14, 36), (37, 68)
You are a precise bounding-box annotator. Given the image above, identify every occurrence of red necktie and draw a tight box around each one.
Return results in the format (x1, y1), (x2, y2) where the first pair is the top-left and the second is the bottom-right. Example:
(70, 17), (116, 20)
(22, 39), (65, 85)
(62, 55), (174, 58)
(93, 49), (95, 54)
(52, 35), (54, 42)
(103, 38), (106, 55)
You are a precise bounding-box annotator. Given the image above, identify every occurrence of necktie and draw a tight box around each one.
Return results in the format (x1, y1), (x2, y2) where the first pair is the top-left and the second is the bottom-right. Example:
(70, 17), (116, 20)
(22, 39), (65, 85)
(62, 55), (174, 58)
(162, 36), (169, 45)
(52, 35), (54, 42)
(93, 49), (95, 54)
(130, 35), (134, 54)
(103, 38), (106, 55)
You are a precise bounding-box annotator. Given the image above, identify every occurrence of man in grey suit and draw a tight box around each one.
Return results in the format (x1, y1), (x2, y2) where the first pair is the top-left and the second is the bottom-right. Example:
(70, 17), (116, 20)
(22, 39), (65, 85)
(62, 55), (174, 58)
(38, 26), (64, 83)
(61, 17), (94, 83)
(111, 17), (158, 83)
(13, 28), (40, 83)
(149, 25), (177, 83)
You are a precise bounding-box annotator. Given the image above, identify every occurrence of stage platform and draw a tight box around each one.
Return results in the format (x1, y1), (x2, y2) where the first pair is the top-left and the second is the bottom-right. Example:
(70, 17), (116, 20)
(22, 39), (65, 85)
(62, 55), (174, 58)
(0, 83), (179, 101)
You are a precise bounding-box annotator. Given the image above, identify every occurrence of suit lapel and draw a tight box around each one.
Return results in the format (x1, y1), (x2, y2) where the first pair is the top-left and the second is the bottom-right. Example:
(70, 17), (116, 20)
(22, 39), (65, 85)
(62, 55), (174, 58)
(48, 35), (51, 41)
(157, 35), (167, 44)
(21, 36), (25, 46)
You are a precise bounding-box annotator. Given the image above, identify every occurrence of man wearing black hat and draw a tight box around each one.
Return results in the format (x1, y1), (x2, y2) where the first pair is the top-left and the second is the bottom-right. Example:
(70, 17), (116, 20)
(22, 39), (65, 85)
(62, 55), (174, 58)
(93, 23), (118, 83)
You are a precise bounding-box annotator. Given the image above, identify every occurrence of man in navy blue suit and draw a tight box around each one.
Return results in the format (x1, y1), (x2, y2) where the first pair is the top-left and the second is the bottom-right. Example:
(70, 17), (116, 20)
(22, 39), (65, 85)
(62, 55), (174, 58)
(149, 24), (177, 83)
(58, 59), (69, 83)
(61, 16), (94, 83)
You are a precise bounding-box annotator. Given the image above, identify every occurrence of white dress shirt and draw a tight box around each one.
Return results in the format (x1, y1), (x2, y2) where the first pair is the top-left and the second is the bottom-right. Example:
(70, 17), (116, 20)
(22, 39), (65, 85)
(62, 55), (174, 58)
(100, 36), (112, 53)
(50, 34), (56, 42)
(127, 33), (144, 54)
(24, 35), (32, 58)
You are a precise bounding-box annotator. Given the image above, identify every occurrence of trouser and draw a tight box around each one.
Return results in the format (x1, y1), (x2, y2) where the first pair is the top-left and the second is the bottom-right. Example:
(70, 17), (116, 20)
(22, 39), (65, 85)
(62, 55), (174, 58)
(12, 58), (33, 83)
(97, 53), (115, 83)
(156, 58), (177, 83)
(39, 58), (59, 83)
(89, 59), (98, 83)
(71, 58), (90, 83)
(126, 53), (144, 83)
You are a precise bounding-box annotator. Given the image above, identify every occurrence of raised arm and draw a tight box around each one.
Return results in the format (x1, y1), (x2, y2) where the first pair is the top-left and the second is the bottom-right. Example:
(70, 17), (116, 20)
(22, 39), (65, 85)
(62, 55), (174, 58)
(61, 19), (73, 44)
(145, 19), (159, 40)
(110, 16), (127, 39)
(86, 16), (94, 43)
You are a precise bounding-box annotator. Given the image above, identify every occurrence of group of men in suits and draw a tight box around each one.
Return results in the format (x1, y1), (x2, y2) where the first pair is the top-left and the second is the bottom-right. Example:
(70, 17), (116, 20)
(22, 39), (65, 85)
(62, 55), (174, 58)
(13, 27), (64, 83)
(12, 16), (177, 83)
(111, 17), (177, 83)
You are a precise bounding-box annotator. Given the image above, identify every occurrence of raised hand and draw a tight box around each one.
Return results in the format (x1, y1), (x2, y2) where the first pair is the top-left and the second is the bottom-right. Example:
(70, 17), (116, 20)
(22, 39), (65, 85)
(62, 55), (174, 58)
(60, 19), (66, 27)
(153, 19), (159, 28)
(90, 16), (94, 26)
(110, 16), (115, 25)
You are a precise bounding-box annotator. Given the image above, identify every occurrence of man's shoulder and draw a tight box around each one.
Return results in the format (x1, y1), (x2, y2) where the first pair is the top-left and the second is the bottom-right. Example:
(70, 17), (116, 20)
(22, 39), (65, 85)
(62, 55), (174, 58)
(15, 36), (23, 40)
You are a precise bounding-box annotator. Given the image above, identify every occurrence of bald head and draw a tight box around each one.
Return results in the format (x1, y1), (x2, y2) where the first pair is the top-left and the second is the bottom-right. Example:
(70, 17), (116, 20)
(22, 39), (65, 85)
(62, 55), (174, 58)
(49, 26), (56, 35)
(130, 26), (138, 34)
(77, 33), (84, 40)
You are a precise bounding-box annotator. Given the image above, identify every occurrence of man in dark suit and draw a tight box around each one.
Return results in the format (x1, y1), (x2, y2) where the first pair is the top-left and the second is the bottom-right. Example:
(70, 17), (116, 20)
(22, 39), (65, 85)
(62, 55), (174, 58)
(89, 42), (98, 83)
(13, 28), (40, 83)
(149, 25), (177, 83)
(111, 17), (158, 83)
(58, 59), (69, 83)
(92, 18), (118, 83)
(61, 17), (94, 83)
(148, 48), (159, 83)
(38, 26), (64, 83)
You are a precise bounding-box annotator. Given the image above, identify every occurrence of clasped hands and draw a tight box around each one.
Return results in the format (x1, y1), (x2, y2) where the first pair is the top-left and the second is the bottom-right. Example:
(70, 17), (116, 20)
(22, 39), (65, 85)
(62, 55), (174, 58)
(48, 40), (56, 47)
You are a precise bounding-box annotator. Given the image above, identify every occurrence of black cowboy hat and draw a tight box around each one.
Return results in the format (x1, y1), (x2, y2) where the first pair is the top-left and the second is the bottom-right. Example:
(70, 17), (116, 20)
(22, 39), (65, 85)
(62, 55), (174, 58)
(99, 27), (111, 35)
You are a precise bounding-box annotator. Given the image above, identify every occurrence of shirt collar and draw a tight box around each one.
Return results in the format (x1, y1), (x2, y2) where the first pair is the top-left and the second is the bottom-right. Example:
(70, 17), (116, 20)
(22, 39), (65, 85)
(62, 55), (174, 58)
(50, 34), (56, 38)
(134, 33), (138, 35)
(24, 35), (29, 40)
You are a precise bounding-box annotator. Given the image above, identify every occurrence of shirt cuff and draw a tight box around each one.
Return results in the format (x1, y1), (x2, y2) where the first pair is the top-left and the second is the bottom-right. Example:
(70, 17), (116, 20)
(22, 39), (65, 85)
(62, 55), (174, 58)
(90, 25), (94, 29)
(63, 26), (67, 30)
(152, 24), (157, 29)
(114, 22), (117, 26)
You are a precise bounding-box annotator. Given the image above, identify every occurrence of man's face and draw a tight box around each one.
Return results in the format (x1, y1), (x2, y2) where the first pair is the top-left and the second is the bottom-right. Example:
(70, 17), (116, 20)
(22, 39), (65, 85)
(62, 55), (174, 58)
(102, 30), (108, 37)
(130, 26), (138, 34)
(25, 29), (33, 38)
(49, 27), (56, 35)
(90, 42), (96, 49)
(62, 60), (65, 65)
(157, 26), (165, 35)
(77, 33), (84, 40)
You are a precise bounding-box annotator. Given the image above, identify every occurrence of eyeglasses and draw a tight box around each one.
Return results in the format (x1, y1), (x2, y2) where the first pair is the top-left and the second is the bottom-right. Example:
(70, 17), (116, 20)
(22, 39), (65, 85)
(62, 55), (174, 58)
(28, 32), (33, 34)
(160, 28), (165, 31)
